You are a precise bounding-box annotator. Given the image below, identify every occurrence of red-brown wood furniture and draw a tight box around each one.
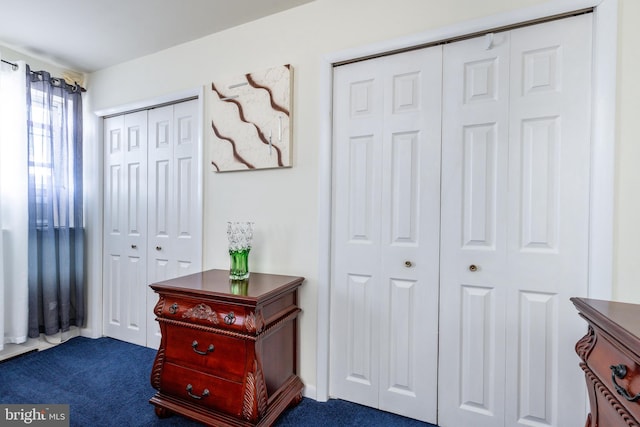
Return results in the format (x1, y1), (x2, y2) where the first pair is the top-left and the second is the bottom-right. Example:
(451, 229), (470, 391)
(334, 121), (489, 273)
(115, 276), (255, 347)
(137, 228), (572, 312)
(149, 269), (304, 426)
(572, 297), (640, 427)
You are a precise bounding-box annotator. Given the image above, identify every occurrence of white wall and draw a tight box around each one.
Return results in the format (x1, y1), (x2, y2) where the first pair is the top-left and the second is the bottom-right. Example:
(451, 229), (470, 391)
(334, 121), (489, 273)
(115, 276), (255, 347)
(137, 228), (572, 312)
(614, 0), (640, 302)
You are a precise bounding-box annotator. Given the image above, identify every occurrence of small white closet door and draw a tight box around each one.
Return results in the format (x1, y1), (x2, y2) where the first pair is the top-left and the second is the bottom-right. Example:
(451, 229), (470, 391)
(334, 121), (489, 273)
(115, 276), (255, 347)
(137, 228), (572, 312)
(103, 111), (149, 346)
(103, 99), (202, 349)
(438, 14), (592, 427)
(330, 46), (442, 424)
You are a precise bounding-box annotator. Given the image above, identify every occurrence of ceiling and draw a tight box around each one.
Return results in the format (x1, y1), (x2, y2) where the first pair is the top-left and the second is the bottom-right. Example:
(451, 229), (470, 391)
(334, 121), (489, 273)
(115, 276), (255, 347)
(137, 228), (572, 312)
(0, 0), (314, 73)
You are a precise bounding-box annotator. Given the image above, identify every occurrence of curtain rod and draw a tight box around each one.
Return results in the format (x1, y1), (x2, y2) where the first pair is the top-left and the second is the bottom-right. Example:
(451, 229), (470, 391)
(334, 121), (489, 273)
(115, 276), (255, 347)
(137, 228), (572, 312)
(1, 58), (86, 92)
(1, 58), (18, 70)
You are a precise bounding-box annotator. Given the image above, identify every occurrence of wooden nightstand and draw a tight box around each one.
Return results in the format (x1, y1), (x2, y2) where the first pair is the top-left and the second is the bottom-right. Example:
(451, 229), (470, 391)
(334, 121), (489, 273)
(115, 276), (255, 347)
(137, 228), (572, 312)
(149, 269), (304, 426)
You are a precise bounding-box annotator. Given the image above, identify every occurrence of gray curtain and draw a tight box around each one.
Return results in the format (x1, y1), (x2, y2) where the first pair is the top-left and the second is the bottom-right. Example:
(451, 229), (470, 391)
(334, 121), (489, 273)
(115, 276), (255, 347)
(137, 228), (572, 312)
(26, 66), (85, 338)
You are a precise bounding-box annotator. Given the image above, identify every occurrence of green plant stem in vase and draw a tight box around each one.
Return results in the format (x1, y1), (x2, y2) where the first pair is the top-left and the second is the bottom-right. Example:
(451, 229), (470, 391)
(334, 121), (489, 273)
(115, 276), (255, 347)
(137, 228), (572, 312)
(229, 248), (250, 280)
(227, 222), (253, 280)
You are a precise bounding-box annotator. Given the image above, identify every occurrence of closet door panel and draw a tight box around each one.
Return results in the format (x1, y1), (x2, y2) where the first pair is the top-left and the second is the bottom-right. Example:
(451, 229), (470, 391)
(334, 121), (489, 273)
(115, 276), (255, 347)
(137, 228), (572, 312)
(103, 111), (148, 346)
(146, 105), (173, 350)
(331, 56), (384, 410)
(378, 47), (441, 423)
(505, 14), (592, 427)
(103, 117), (125, 334)
(439, 30), (510, 427)
(124, 112), (148, 345)
(331, 47), (441, 424)
(173, 100), (201, 276)
(146, 100), (201, 276)
(148, 105), (173, 278)
(146, 99), (201, 349)
(458, 285), (496, 413)
(105, 254), (122, 325)
(440, 14), (591, 427)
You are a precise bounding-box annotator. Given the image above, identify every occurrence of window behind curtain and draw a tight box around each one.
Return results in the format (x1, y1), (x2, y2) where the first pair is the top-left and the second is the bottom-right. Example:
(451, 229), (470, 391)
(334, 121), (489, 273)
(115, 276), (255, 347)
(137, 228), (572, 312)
(28, 87), (77, 229)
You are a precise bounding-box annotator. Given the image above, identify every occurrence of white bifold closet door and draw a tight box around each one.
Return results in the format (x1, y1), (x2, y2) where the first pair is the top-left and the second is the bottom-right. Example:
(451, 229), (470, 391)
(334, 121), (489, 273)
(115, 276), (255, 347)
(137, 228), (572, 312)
(103, 99), (202, 349)
(330, 12), (592, 427)
(438, 14), (592, 427)
(103, 110), (148, 346)
(330, 47), (443, 424)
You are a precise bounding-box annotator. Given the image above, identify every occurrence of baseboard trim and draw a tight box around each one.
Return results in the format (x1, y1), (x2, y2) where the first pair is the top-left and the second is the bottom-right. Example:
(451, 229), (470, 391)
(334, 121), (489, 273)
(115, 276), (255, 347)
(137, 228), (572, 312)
(0, 327), (81, 362)
(303, 384), (317, 401)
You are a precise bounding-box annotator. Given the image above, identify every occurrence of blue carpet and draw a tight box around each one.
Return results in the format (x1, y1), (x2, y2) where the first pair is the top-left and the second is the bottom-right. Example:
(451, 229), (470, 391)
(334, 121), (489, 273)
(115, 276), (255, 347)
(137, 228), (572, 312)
(0, 337), (434, 426)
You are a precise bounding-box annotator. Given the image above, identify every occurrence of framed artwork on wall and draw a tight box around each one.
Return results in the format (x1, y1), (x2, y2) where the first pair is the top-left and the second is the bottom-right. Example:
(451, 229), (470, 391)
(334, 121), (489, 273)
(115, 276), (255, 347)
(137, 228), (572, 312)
(210, 64), (292, 172)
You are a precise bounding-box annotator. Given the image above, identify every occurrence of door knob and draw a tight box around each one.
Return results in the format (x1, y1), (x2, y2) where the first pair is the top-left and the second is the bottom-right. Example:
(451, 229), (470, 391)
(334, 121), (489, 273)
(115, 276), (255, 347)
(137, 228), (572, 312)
(469, 264), (478, 272)
(404, 261), (413, 268)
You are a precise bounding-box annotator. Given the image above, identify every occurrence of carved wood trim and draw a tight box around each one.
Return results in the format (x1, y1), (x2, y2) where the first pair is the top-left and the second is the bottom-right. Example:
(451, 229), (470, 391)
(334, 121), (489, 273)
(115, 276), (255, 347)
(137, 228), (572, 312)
(245, 309), (265, 334)
(153, 296), (165, 317)
(150, 346), (165, 390)
(242, 359), (268, 422)
(581, 364), (640, 427)
(157, 318), (258, 341)
(576, 325), (597, 361)
(183, 303), (219, 324)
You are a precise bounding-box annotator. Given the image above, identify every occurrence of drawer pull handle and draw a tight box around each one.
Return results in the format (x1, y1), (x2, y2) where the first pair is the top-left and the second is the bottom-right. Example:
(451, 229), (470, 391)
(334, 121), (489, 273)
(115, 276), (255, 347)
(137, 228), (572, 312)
(610, 364), (640, 402)
(224, 312), (236, 325)
(168, 303), (179, 314)
(186, 384), (209, 400)
(192, 340), (215, 355)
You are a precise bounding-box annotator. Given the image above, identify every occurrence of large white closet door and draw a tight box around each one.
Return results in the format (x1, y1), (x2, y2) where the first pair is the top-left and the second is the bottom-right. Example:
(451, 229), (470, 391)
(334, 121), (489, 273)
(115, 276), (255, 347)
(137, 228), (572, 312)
(146, 100), (202, 349)
(330, 46), (442, 423)
(439, 14), (592, 427)
(103, 111), (148, 346)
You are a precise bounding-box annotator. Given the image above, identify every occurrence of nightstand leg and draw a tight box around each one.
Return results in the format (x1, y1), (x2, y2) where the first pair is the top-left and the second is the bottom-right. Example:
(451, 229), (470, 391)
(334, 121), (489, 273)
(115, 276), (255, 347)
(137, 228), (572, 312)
(154, 405), (173, 419)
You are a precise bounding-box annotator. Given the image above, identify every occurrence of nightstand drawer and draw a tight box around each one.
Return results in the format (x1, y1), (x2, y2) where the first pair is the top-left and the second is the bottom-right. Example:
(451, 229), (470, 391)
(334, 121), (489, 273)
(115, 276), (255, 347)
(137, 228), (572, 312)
(160, 362), (244, 417)
(159, 297), (257, 334)
(164, 325), (247, 382)
(588, 331), (640, 419)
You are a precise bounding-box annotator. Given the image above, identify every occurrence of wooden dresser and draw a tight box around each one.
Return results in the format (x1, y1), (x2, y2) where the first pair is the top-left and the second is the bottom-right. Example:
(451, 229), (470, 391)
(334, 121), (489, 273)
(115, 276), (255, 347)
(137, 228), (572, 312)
(572, 297), (640, 427)
(149, 269), (304, 426)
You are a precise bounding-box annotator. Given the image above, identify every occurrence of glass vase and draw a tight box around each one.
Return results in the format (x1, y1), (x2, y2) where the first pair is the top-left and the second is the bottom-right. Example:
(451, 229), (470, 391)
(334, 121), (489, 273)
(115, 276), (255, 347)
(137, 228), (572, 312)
(227, 222), (253, 280)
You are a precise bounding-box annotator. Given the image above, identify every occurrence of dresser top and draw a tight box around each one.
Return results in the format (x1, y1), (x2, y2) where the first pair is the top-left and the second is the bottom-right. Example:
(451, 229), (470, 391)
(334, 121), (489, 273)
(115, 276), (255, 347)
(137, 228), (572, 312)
(572, 297), (640, 354)
(149, 269), (304, 304)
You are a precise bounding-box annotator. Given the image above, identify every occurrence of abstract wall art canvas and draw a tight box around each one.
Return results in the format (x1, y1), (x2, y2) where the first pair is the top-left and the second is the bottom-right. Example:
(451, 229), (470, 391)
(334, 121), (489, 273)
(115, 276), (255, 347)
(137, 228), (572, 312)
(210, 64), (292, 172)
